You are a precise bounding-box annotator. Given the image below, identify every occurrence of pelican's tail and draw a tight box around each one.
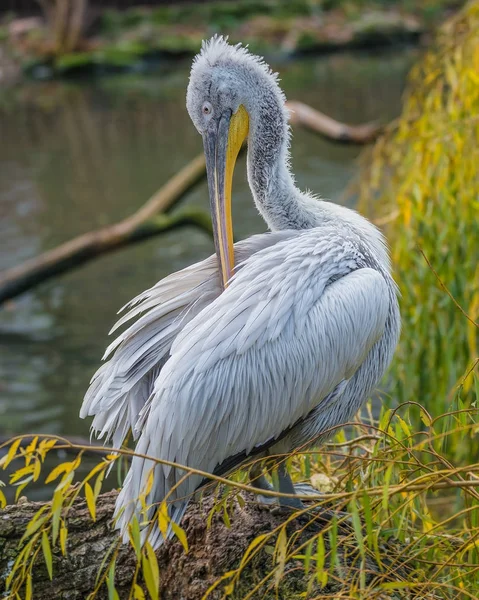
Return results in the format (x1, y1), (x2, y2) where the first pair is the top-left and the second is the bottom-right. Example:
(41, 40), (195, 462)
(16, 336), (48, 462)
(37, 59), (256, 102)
(113, 435), (191, 550)
(145, 502), (190, 550)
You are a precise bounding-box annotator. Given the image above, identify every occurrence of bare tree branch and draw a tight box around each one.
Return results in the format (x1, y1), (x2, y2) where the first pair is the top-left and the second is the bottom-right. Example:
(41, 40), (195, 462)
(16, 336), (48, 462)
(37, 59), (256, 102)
(0, 155), (209, 304)
(286, 101), (381, 143)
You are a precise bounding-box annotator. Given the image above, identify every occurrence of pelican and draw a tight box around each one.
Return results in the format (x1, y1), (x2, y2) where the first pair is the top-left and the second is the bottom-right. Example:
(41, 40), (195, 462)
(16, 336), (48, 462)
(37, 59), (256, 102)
(80, 36), (400, 548)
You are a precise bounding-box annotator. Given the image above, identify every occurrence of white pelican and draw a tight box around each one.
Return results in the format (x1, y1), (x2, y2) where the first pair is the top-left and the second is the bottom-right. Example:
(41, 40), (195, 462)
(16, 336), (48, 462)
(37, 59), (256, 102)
(80, 36), (400, 547)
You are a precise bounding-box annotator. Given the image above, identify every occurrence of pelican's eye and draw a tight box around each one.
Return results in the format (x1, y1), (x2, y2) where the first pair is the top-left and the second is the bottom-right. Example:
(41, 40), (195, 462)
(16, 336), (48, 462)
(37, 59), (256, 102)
(202, 101), (213, 116)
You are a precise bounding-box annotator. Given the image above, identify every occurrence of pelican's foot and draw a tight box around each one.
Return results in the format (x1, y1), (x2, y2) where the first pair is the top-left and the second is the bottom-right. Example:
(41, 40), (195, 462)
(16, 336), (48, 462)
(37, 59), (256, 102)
(293, 482), (351, 524)
(256, 493), (278, 507)
(293, 482), (321, 497)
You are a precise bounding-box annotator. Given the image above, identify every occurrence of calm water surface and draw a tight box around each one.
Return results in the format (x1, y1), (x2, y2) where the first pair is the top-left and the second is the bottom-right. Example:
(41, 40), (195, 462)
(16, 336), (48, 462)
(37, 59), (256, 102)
(0, 49), (414, 497)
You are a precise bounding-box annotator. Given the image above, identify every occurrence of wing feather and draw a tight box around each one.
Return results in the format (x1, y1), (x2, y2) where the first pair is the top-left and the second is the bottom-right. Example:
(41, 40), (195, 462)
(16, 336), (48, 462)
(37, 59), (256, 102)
(80, 231), (298, 447)
(115, 227), (391, 539)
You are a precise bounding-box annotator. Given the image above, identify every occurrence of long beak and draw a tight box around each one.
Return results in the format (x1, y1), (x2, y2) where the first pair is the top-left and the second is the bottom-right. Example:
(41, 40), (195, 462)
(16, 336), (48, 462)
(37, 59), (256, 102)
(203, 105), (249, 289)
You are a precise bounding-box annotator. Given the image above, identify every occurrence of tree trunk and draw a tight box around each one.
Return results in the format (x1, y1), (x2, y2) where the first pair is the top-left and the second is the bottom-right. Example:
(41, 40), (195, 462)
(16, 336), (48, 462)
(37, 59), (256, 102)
(0, 490), (408, 599)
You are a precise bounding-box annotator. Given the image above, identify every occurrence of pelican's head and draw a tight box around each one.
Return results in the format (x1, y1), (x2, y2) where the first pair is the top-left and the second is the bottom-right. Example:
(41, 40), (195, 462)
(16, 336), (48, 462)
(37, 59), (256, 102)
(187, 36), (286, 288)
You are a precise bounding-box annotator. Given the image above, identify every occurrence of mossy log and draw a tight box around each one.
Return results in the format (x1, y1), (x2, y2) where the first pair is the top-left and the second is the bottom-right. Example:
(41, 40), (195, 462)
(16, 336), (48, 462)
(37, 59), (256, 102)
(0, 490), (408, 599)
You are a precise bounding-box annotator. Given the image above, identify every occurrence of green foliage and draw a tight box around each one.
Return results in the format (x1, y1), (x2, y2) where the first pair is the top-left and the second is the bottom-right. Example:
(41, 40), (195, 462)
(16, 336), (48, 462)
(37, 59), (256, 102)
(2, 389), (479, 598)
(357, 1), (479, 452)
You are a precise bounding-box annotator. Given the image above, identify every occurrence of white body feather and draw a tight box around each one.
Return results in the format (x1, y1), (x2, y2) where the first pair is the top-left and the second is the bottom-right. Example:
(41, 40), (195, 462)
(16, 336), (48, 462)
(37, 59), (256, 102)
(80, 37), (400, 549)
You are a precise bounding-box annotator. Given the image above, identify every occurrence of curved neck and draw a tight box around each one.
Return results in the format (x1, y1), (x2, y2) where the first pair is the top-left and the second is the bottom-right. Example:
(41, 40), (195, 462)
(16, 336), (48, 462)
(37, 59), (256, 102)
(246, 94), (315, 231)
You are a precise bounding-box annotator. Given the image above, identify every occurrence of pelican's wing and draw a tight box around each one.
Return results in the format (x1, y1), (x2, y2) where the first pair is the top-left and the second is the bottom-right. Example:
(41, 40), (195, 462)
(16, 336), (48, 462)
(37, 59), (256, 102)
(115, 227), (391, 540)
(80, 232), (296, 449)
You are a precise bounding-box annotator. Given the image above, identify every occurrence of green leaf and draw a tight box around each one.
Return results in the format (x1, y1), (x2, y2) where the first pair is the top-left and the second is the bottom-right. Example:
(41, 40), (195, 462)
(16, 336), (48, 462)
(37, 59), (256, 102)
(25, 573), (33, 600)
(129, 517), (142, 561)
(59, 521), (68, 556)
(107, 562), (120, 600)
(170, 521), (189, 553)
(51, 490), (63, 546)
(85, 482), (96, 521)
(142, 541), (160, 600)
(42, 530), (53, 580)
(274, 527), (287, 586)
(134, 584), (146, 600)
(21, 509), (49, 543)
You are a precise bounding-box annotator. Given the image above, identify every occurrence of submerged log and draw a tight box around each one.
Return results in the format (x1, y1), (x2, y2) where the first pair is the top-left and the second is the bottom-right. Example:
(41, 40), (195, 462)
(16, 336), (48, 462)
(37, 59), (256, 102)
(0, 490), (408, 599)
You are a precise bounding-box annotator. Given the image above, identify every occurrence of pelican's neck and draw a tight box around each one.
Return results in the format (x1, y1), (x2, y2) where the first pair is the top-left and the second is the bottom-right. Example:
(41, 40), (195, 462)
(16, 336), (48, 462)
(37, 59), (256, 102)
(245, 92), (390, 270)
(246, 92), (316, 231)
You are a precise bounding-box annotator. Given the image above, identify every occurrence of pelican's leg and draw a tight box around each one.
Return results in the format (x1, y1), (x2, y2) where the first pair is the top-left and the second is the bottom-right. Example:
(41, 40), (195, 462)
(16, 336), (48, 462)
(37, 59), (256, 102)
(276, 462), (304, 510)
(249, 463), (277, 505)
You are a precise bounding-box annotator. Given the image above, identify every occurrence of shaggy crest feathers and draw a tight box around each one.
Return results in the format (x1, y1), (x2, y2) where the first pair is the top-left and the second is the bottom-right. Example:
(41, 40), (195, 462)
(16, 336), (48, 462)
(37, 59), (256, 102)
(191, 35), (283, 95)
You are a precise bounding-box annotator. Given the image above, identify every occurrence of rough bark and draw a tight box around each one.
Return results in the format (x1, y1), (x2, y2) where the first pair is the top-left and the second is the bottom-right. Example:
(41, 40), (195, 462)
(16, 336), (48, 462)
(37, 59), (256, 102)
(0, 490), (408, 599)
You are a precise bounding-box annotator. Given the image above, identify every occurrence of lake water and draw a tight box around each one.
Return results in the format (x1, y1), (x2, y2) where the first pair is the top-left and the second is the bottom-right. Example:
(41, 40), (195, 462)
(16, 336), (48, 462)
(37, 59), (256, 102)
(0, 48), (414, 498)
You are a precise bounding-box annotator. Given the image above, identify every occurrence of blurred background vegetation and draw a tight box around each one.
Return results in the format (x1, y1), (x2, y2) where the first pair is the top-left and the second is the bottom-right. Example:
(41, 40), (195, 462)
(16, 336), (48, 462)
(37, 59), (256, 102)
(0, 0), (464, 76)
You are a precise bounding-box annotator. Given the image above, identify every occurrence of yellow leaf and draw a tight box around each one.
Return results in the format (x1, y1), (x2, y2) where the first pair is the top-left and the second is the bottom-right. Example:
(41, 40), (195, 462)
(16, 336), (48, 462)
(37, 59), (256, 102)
(38, 439), (57, 461)
(0, 488), (6, 509)
(9, 463), (35, 484)
(55, 470), (75, 493)
(24, 436), (38, 465)
(170, 521), (188, 553)
(45, 463), (70, 484)
(25, 573), (33, 600)
(144, 467), (154, 498)
(274, 527), (287, 586)
(86, 461), (106, 481)
(142, 541), (160, 600)
(45, 457), (80, 485)
(85, 482), (96, 522)
(158, 502), (169, 540)
(60, 521), (68, 556)
(134, 584), (146, 600)
(33, 459), (42, 482)
(240, 532), (269, 567)
(42, 530), (53, 580)
(0, 438), (22, 469)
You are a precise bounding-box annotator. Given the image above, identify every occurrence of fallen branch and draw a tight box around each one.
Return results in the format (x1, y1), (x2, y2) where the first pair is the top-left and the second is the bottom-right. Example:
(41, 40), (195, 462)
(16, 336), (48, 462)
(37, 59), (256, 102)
(286, 100), (381, 143)
(0, 490), (407, 599)
(0, 106), (380, 305)
(0, 155), (209, 304)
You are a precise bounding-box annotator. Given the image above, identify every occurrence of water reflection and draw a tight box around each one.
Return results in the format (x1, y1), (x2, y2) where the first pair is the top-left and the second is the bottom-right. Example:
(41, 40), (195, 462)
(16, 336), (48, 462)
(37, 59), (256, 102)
(0, 50), (414, 481)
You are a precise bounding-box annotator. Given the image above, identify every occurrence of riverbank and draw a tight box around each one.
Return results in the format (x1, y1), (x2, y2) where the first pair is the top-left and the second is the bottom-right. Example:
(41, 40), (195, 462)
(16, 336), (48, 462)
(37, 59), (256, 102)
(0, 0), (463, 80)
